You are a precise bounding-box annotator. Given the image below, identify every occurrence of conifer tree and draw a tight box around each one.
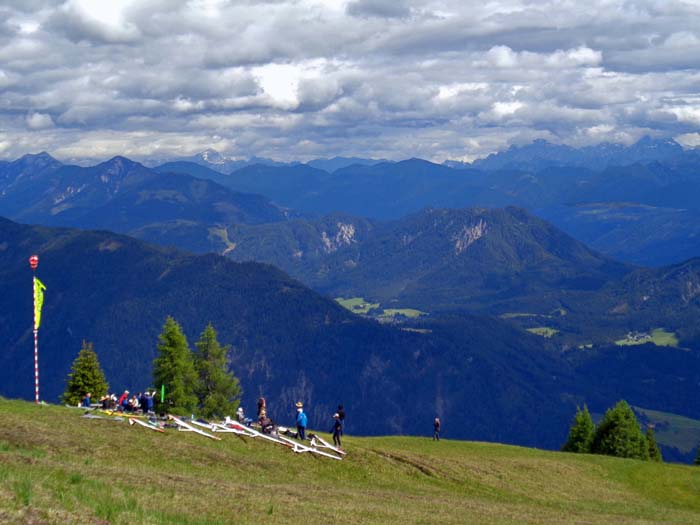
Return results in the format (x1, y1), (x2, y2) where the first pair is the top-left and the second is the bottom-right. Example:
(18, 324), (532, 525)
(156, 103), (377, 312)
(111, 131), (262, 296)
(61, 340), (108, 406)
(194, 323), (242, 419)
(645, 426), (663, 462)
(152, 316), (198, 416)
(562, 405), (595, 453)
(591, 400), (649, 460)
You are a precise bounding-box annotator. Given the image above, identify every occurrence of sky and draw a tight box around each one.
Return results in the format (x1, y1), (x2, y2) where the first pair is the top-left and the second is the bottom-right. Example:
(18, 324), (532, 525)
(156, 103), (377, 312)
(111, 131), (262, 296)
(1, 0), (699, 162)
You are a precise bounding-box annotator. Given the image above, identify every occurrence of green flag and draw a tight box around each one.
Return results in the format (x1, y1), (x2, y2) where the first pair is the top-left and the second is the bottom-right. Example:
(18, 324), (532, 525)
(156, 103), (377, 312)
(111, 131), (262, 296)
(161, 384), (165, 403)
(33, 277), (46, 330)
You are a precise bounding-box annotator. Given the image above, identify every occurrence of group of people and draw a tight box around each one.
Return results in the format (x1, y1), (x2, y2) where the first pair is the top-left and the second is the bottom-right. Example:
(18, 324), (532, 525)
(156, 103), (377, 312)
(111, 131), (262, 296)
(90, 390), (156, 414)
(84, 389), (436, 444)
(249, 397), (346, 449)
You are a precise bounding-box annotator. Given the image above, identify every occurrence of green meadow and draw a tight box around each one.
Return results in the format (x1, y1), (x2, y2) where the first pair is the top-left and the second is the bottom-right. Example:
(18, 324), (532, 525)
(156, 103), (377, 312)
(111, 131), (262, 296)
(526, 327), (560, 338)
(335, 296), (380, 314)
(615, 329), (679, 347)
(1, 398), (700, 524)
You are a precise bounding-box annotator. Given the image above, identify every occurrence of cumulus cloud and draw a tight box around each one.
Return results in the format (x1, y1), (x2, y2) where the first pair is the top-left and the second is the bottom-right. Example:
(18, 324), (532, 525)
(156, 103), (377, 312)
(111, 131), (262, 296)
(26, 112), (54, 129)
(0, 0), (699, 162)
(346, 0), (411, 19)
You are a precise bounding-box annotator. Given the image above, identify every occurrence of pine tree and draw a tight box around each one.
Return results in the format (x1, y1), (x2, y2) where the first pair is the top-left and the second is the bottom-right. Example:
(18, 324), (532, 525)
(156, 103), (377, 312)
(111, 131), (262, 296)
(645, 426), (663, 462)
(194, 323), (242, 419)
(61, 340), (108, 406)
(591, 400), (649, 460)
(562, 405), (595, 453)
(152, 317), (198, 416)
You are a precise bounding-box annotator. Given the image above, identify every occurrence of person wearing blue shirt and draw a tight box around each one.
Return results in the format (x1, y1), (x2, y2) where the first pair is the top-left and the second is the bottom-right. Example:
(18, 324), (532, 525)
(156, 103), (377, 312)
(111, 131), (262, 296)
(295, 402), (307, 440)
(82, 392), (92, 408)
(145, 391), (154, 414)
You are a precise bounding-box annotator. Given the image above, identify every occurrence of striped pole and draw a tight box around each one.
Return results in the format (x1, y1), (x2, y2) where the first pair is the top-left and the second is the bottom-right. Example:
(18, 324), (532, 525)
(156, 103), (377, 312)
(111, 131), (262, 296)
(33, 327), (39, 404)
(29, 255), (40, 404)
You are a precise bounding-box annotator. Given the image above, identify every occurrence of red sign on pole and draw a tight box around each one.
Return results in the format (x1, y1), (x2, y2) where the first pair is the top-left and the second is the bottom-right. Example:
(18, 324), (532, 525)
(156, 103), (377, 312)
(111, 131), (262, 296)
(29, 255), (39, 270)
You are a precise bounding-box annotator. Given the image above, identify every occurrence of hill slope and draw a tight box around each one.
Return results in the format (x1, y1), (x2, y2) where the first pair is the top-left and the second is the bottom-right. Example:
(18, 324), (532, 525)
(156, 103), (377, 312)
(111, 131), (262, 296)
(0, 217), (576, 447)
(1, 399), (700, 524)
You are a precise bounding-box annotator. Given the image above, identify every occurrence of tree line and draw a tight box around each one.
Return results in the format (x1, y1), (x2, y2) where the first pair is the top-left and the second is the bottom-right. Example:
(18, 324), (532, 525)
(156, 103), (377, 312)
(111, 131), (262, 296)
(562, 401), (662, 462)
(62, 316), (241, 418)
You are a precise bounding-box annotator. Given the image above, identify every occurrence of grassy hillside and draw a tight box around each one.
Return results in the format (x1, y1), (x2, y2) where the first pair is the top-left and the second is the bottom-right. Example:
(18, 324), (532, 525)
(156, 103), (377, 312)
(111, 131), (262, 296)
(1, 399), (700, 524)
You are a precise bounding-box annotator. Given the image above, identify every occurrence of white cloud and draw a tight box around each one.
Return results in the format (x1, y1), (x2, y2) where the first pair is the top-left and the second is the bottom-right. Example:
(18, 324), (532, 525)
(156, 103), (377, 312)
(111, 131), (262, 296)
(675, 132), (700, 148)
(26, 112), (54, 129)
(0, 0), (699, 162)
(52, 0), (141, 43)
(667, 106), (700, 125)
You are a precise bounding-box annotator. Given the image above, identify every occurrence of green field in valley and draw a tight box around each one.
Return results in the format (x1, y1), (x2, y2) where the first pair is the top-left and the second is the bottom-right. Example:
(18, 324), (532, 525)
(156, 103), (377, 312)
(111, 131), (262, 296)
(615, 329), (679, 347)
(1, 398), (700, 524)
(526, 327), (560, 338)
(379, 308), (426, 319)
(335, 296), (380, 314)
(335, 298), (426, 319)
(634, 407), (700, 454)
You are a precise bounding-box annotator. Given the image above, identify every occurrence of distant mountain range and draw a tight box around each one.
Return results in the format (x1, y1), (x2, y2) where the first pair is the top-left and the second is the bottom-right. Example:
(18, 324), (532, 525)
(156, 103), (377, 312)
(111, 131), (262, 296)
(0, 153), (291, 253)
(143, 149), (387, 174)
(3, 149), (700, 348)
(448, 136), (700, 172)
(149, 138), (700, 266)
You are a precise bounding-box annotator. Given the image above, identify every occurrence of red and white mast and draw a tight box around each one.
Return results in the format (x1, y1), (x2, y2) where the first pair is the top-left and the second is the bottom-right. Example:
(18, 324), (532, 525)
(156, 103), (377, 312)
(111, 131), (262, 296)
(29, 254), (40, 404)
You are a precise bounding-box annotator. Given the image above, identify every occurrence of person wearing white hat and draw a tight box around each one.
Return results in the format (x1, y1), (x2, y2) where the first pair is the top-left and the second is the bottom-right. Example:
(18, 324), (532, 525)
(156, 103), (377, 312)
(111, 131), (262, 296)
(236, 406), (252, 426)
(331, 413), (343, 448)
(295, 402), (307, 441)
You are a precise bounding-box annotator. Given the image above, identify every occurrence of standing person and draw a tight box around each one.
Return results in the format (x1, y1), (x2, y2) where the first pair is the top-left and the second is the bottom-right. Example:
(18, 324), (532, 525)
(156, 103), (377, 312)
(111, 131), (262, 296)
(337, 404), (346, 433)
(295, 402), (307, 441)
(257, 397), (266, 418)
(145, 391), (155, 415)
(331, 413), (343, 449)
(82, 392), (92, 408)
(433, 417), (441, 441)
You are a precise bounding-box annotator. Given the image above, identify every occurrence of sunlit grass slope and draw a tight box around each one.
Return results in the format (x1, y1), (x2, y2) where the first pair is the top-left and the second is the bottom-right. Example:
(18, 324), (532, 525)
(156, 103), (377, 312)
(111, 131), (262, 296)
(1, 398), (700, 524)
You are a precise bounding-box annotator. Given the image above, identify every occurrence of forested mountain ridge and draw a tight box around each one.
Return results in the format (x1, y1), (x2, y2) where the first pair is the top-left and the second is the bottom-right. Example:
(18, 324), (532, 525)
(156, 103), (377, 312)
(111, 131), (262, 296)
(0, 154), (291, 253)
(224, 206), (630, 309)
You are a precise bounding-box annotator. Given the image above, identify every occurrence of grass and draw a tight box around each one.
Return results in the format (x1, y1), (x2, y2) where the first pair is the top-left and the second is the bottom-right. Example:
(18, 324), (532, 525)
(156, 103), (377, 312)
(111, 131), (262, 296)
(335, 296), (380, 314)
(615, 329), (679, 347)
(379, 308), (426, 319)
(526, 327), (559, 338)
(634, 407), (700, 454)
(500, 312), (542, 319)
(1, 398), (700, 524)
